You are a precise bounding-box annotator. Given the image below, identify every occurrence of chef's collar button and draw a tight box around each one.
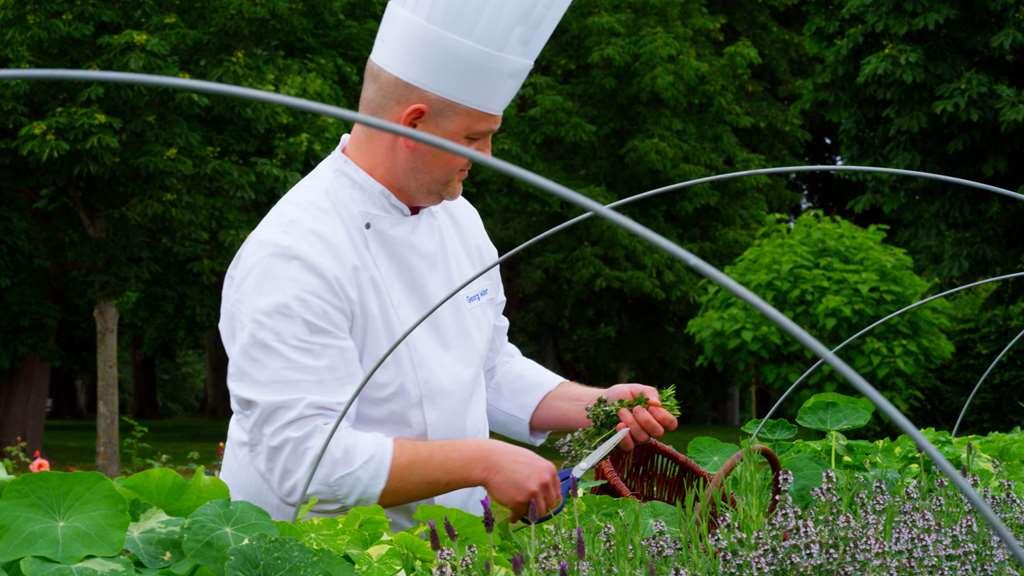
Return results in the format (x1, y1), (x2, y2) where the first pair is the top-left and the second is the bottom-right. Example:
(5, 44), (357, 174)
(364, 222), (372, 230)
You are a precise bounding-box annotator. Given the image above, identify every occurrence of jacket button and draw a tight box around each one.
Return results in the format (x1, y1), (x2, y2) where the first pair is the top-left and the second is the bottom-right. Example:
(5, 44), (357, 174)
(364, 222), (372, 230)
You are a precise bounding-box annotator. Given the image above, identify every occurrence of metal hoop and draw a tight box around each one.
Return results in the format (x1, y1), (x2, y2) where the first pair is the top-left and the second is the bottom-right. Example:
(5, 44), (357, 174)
(3, 69), (1021, 563)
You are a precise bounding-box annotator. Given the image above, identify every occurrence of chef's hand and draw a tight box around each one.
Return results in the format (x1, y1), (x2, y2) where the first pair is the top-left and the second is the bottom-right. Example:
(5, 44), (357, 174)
(480, 440), (561, 523)
(603, 384), (678, 451)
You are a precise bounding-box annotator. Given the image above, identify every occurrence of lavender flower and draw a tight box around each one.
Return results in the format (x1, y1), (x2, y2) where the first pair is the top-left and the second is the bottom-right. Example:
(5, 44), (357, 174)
(510, 553), (525, 575)
(528, 499), (539, 524)
(576, 526), (586, 561)
(559, 560), (569, 576)
(443, 516), (458, 542)
(481, 495), (495, 534)
(427, 519), (441, 552)
(569, 474), (578, 498)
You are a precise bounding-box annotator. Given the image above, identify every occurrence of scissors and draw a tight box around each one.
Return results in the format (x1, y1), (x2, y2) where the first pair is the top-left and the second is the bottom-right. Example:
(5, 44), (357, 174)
(527, 427), (630, 524)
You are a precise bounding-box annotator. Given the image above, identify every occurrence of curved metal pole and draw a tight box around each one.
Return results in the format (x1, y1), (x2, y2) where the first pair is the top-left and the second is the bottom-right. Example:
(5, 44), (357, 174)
(753, 272), (1024, 441)
(952, 326), (1024, 437)
(4, 70), (1022, 563)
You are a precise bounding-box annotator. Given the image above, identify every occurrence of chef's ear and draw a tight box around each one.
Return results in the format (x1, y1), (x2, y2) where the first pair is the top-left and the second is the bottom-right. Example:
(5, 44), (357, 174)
(399, 103), (428, 130)
(397, 103), (428, 149)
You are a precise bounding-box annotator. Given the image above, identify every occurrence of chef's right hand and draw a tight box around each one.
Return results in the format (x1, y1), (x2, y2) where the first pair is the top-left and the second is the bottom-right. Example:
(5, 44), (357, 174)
(480, 440), (560, 523)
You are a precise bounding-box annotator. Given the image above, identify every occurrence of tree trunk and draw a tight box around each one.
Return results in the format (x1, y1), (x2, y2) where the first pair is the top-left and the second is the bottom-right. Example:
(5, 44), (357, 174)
(721, 384), (740, 426)
(94, 299), (120, 476)
(750, 378), (758, 421)
(131, 335), (159, 419)
(0, 355), (50, 455)
(203, 328), (231, 418)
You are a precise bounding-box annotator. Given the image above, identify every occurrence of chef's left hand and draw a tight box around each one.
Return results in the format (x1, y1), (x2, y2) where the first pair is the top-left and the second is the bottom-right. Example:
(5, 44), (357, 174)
(603, 384), (678, 451)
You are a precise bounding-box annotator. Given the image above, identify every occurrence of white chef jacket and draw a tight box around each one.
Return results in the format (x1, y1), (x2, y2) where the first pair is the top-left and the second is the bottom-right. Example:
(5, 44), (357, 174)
(218, 134), (564, 529)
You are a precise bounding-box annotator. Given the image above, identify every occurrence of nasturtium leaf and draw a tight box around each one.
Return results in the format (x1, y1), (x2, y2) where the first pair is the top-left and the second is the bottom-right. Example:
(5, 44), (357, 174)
(118, 467), (228, 518)
(19, 556), (134, 576)
(780, 454), (824, 509)
(796, 400), (872, 432)
(800, 392), (875, 415)
(224, 534), (352, 576)
(687, 436), (739, 473)
(125, 508), (185, 569)
(182, 500), (277, 576)
(741, 418), (798, 441)
(336, 506), (391, 551)
(638, 501), (681, 538)
(353, 546), (404, 576)
(576, 479), (607, 492)
(177, 470), (230, 517)
(0, 472), (129, 564)
(390, 531), (433, 565)
(278, 504), (394, 556)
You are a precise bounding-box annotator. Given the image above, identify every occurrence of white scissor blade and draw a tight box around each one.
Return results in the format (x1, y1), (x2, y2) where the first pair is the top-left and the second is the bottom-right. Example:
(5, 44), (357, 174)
(571, 428), (630, 479)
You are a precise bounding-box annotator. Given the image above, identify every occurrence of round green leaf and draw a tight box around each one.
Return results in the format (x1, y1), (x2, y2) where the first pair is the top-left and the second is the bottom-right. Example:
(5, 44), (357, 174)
(182, 500), (277, 575)
(0, 472), (129, 564)
(19, 556), (133, 576)
(686, 436), (740, 473)
(796, 400), (872, 432)
(225, 534), (352, 576)
(124, 508), (185, 569)
(779, 454), (825, 509)
(118, 467), (228, 518)
(741, 418), (798, 441)
(800, 392), (875, 415)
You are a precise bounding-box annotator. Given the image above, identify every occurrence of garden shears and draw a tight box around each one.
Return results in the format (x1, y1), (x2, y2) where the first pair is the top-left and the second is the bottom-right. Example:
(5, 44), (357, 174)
(528, 427), (630, 524)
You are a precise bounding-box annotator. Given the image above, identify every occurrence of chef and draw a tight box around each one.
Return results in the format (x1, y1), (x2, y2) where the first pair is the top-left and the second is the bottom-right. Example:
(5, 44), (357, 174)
(218, 0), (678, 528)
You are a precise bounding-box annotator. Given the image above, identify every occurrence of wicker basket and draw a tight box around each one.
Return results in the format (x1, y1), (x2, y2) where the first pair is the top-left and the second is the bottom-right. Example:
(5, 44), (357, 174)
(592, 439), (782, 524)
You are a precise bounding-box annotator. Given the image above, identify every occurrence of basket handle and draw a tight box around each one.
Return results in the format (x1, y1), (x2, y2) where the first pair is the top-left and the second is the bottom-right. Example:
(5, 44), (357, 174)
(697, 443), (783, 518)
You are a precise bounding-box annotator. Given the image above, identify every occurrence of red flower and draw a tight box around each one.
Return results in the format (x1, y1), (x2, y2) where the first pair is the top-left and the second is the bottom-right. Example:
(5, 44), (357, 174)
(29, 450), (50, 473)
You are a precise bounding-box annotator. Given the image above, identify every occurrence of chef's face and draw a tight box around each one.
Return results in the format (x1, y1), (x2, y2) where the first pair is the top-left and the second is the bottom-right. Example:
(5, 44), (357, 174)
(407, 106), (501, 206)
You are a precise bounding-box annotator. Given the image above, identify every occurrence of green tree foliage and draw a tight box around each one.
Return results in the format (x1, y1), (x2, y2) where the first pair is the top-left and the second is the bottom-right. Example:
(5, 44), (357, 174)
(802, 0), (1024, 283)
(687, 211), (954, 415)
(0, 0), (382, 466)
(926, 288), (1024, 434)
(472, 0), (809, 387)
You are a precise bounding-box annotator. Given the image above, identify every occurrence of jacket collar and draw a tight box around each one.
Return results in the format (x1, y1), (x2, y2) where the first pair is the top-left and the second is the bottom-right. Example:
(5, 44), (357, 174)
(334, 134), (421, 217)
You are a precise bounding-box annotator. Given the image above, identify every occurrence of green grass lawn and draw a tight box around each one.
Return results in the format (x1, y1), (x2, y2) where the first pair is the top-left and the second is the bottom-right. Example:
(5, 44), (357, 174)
(42, 418), (229, 472)
(40, 417), (742, 472)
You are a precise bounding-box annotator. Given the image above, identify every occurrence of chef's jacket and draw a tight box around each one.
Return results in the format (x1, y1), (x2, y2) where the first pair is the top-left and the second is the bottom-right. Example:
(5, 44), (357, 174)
(218, 134), (564, 528)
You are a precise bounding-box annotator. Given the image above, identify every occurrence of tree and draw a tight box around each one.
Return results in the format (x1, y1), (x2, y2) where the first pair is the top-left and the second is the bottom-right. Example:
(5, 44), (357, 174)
(469, 0), (809, 407)
(801, 0), (1024, 283)
(0, 0), (380, 473)
(687, 211), (954, 422)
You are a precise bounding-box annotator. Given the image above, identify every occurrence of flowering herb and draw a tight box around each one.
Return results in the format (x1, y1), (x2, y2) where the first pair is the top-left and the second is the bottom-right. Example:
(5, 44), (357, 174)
(510, 552), (525, 575)
(556, 385), (681, 464)
(427, 519), (441, 552)
(480, 496), (495, 534)
(443, 516), (458, 542)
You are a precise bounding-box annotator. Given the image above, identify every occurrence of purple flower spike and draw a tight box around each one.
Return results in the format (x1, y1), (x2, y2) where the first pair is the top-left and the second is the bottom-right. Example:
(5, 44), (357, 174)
(510, 553), (525, 575)
(443, 516), (458, 541)
(528, 499), (539, 524)
(569, 474), (578, 497)
(576, 526), (586, 560)
(481, 495), (495, 534)
(427, 519), (441, 552)
(559, 560), (569, 576)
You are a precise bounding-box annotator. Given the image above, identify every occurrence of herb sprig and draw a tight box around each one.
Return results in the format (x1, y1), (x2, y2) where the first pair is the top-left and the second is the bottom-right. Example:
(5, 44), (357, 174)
(555, 385), (680, 464)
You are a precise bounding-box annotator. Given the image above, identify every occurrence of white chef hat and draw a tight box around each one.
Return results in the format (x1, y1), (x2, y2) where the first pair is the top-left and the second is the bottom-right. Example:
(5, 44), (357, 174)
(368, 0), (573, 115)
